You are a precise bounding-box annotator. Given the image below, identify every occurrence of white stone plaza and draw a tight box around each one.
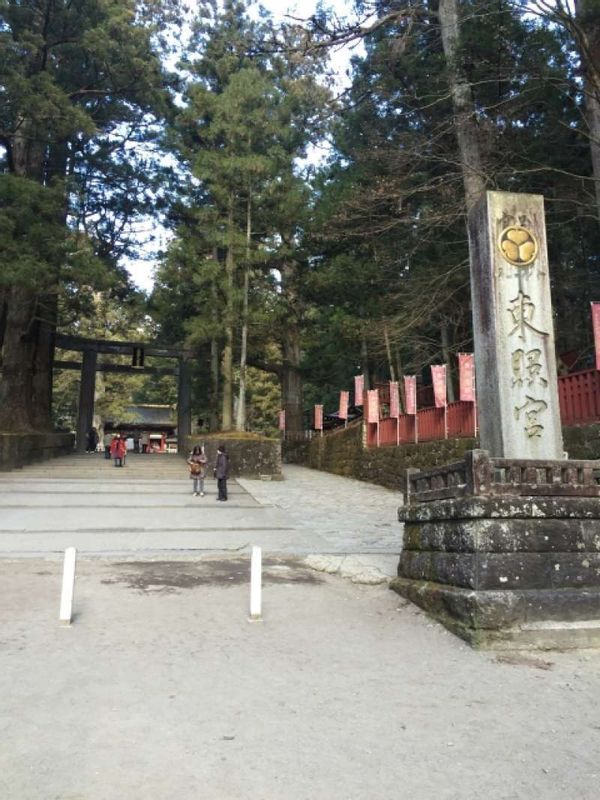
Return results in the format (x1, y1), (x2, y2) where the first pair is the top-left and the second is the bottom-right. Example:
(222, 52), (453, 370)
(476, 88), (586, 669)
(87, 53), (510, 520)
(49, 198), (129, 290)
(1, 453), (599, 799)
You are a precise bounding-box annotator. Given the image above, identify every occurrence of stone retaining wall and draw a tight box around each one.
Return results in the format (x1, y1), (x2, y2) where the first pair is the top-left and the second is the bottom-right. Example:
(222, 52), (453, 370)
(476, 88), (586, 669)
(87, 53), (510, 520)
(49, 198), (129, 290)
(0, 432), (75, 471)
(283, 422), (600, 491)
(181, 434), (282, 479)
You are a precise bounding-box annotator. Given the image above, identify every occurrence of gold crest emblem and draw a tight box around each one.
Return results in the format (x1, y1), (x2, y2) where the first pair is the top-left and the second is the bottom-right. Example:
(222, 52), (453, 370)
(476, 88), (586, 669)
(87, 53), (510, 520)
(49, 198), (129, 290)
(498, 226), (538, 267)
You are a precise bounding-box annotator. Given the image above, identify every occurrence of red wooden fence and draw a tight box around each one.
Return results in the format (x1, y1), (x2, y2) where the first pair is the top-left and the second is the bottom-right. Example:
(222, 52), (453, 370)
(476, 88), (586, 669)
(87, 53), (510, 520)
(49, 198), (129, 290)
(366, 402), (476, 447)
(365, 369), (599, 448)
(558, 368), (600, 426)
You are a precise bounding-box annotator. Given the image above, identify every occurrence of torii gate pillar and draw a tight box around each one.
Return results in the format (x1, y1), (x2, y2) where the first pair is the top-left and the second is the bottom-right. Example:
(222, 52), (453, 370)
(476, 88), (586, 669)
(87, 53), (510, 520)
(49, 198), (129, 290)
(76, 348), (97, 452)
(177, 357), (192, 452)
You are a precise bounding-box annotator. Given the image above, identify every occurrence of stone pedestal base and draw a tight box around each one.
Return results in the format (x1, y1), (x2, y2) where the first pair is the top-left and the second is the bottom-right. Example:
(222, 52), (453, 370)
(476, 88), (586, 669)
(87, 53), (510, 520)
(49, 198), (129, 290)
(392, 496), (600, 649)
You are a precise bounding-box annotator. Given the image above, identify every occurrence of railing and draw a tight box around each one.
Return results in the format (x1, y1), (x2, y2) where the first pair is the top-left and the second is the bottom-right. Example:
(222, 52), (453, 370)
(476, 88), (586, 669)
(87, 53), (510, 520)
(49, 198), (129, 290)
(366, 369), (600, 448)
(366, 401), (476, 447)
(406, 449), (600, 503)
(283, 430), (314, 442)
(558, 368), (600, 426)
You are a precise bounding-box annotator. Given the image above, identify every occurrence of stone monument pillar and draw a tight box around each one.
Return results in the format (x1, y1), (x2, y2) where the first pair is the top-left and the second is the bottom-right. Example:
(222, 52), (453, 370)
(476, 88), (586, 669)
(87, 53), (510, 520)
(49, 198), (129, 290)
(391, 192), (600, 649)
(469, 192), (563, 459)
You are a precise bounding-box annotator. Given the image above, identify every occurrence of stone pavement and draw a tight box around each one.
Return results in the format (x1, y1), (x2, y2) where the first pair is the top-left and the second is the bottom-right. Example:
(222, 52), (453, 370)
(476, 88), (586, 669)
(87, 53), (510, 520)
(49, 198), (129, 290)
(2, 557), (600, 800)
(2, 455), (600, 799)
(0, 454), (401, 579)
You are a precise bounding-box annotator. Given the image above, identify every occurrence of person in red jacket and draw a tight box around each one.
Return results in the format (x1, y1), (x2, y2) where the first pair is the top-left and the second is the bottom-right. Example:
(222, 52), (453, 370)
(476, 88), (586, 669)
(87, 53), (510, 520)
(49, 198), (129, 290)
(110, 435), (126, 467)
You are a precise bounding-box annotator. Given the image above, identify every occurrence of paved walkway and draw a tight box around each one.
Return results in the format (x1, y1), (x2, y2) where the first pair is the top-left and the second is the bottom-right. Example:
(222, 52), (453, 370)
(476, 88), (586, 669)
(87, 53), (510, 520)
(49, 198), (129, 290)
(0, 454), (402, 565)
(2, 455), (600, 799)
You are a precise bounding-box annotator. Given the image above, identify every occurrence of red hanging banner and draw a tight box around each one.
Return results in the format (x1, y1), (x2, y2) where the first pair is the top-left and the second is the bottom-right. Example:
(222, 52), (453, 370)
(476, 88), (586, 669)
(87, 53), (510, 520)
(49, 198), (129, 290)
(338, 390), (349, 420)
(431, 365), (447, 409)
(354, 374), (364, 406)
(367, 389), (380, 424)
(389, 381), (400, 418)
(592, 302), (600, 371)
(404, 376), (417, 415)
(458, 353), (475, 402)
(314, 404), (323, 431)
(278, 410), (286, 431)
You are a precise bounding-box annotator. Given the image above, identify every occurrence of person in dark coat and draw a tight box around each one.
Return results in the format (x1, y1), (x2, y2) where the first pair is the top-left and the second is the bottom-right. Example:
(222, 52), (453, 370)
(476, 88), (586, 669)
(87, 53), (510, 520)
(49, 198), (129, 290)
(86, 427), (99, 454)
(214, 444), (230, 501)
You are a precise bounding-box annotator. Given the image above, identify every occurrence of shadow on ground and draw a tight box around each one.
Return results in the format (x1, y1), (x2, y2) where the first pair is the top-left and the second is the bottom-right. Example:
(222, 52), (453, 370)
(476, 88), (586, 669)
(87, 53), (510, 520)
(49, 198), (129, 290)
(101, 557), (325, 593)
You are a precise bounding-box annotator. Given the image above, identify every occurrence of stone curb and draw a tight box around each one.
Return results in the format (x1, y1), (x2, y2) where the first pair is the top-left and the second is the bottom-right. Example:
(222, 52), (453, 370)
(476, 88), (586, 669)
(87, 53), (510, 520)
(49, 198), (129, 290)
(304, 554), (399, 585)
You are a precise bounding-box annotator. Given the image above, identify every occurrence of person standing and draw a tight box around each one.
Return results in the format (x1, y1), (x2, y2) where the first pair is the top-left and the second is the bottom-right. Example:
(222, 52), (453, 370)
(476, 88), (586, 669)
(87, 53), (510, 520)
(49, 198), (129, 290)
(110, 435), (122, 467)
(187, 445), (207, 497)
(102, 429), (112, 460)
(86, 427), (99, 454)
(120, 435), (128, 467)
(214, 444), (230, 502)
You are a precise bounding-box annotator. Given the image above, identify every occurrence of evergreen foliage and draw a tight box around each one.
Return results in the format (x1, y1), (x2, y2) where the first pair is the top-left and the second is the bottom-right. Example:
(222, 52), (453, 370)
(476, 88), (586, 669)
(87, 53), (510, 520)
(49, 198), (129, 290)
(1, 0), (599, 435)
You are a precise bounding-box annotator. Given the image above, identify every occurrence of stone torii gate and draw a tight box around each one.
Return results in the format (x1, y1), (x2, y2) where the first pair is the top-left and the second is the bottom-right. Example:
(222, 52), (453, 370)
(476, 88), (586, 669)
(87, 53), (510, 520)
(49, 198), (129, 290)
(53, 334), (193, 453)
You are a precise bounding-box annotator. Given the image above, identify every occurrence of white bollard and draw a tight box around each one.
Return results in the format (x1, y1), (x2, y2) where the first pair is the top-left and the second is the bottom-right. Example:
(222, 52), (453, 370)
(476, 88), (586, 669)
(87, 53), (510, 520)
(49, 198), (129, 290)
(59, 547), (77, 625)
(249, 546), (262, 621)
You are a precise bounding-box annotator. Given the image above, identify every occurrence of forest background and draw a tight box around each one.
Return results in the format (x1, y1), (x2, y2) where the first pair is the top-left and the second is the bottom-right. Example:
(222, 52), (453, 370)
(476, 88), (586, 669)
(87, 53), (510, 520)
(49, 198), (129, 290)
(1, 0), (599, 438)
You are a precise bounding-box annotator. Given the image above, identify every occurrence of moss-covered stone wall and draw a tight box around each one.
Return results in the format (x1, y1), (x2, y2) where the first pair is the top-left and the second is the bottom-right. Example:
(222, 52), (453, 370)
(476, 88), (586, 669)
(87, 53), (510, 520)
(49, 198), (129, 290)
(563, 424), (600, 461)
(284, 421), (600, 491)
(0, 432), (74, 471)
(181, 434), (282, 479)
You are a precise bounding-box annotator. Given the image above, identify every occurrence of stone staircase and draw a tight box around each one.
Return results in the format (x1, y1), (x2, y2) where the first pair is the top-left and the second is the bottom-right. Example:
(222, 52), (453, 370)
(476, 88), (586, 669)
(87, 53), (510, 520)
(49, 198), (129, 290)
(0, 452), (186, 481)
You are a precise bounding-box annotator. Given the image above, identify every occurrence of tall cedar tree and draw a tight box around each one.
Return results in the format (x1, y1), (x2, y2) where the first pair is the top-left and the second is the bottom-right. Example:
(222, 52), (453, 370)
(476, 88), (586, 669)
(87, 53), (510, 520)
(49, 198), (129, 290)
(0, 0), (178, 431)
(158, 0), (329, 432)
(303, 0), (599, 404)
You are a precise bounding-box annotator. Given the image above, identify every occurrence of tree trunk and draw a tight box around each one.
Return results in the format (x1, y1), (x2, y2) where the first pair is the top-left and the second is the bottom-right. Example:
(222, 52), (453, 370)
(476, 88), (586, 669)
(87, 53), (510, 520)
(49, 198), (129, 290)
(361, 334), (370, 390)
(235, 266), (249, 431)
(280, 257), (304, 434)
(31, 293), (57, 431)
(221, 199), (235, 431)
(210, 334), (220, 432)
(0, 287), (37, 431)
(383, 324), (396, 382)
(574, 0), (600, 220)
(1, 116), (54, 432)
(282, 326), (303, 434)
(236, 195), (251, 432)
(438, 0), (487, 213)
(0, 288), (7, 356)
(395, 347), (405, 412)
(440, 321), (456, 403)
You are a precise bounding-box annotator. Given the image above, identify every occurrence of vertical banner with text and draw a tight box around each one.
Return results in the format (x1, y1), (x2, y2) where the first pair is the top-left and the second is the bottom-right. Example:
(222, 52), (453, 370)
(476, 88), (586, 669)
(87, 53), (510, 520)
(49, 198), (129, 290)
(592, 302), (600, 371)
(278, 410), (286, 432)
(367, 389), (380, 423)
(314, 404), (323, 431)
(389, 381), (400, 418)
(431, 364), (448, 439)
(338, 391), (349, 421)
(458, 353), (476, 402)
(389, 380), (400, 445)
(404, 376), (417, 415)
(354, 374), (364, 407)
(431, 365), (447, 408)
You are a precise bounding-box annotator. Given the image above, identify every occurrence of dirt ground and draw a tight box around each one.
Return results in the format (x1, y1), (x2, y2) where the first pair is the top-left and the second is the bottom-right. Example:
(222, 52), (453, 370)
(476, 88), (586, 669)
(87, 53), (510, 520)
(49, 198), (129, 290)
(1, 556), (599, 800)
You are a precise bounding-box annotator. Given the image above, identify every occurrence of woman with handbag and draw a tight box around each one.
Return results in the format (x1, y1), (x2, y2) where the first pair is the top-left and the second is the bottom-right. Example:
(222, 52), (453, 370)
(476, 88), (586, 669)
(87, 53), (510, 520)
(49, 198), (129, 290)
(187, 445), (207, 497)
